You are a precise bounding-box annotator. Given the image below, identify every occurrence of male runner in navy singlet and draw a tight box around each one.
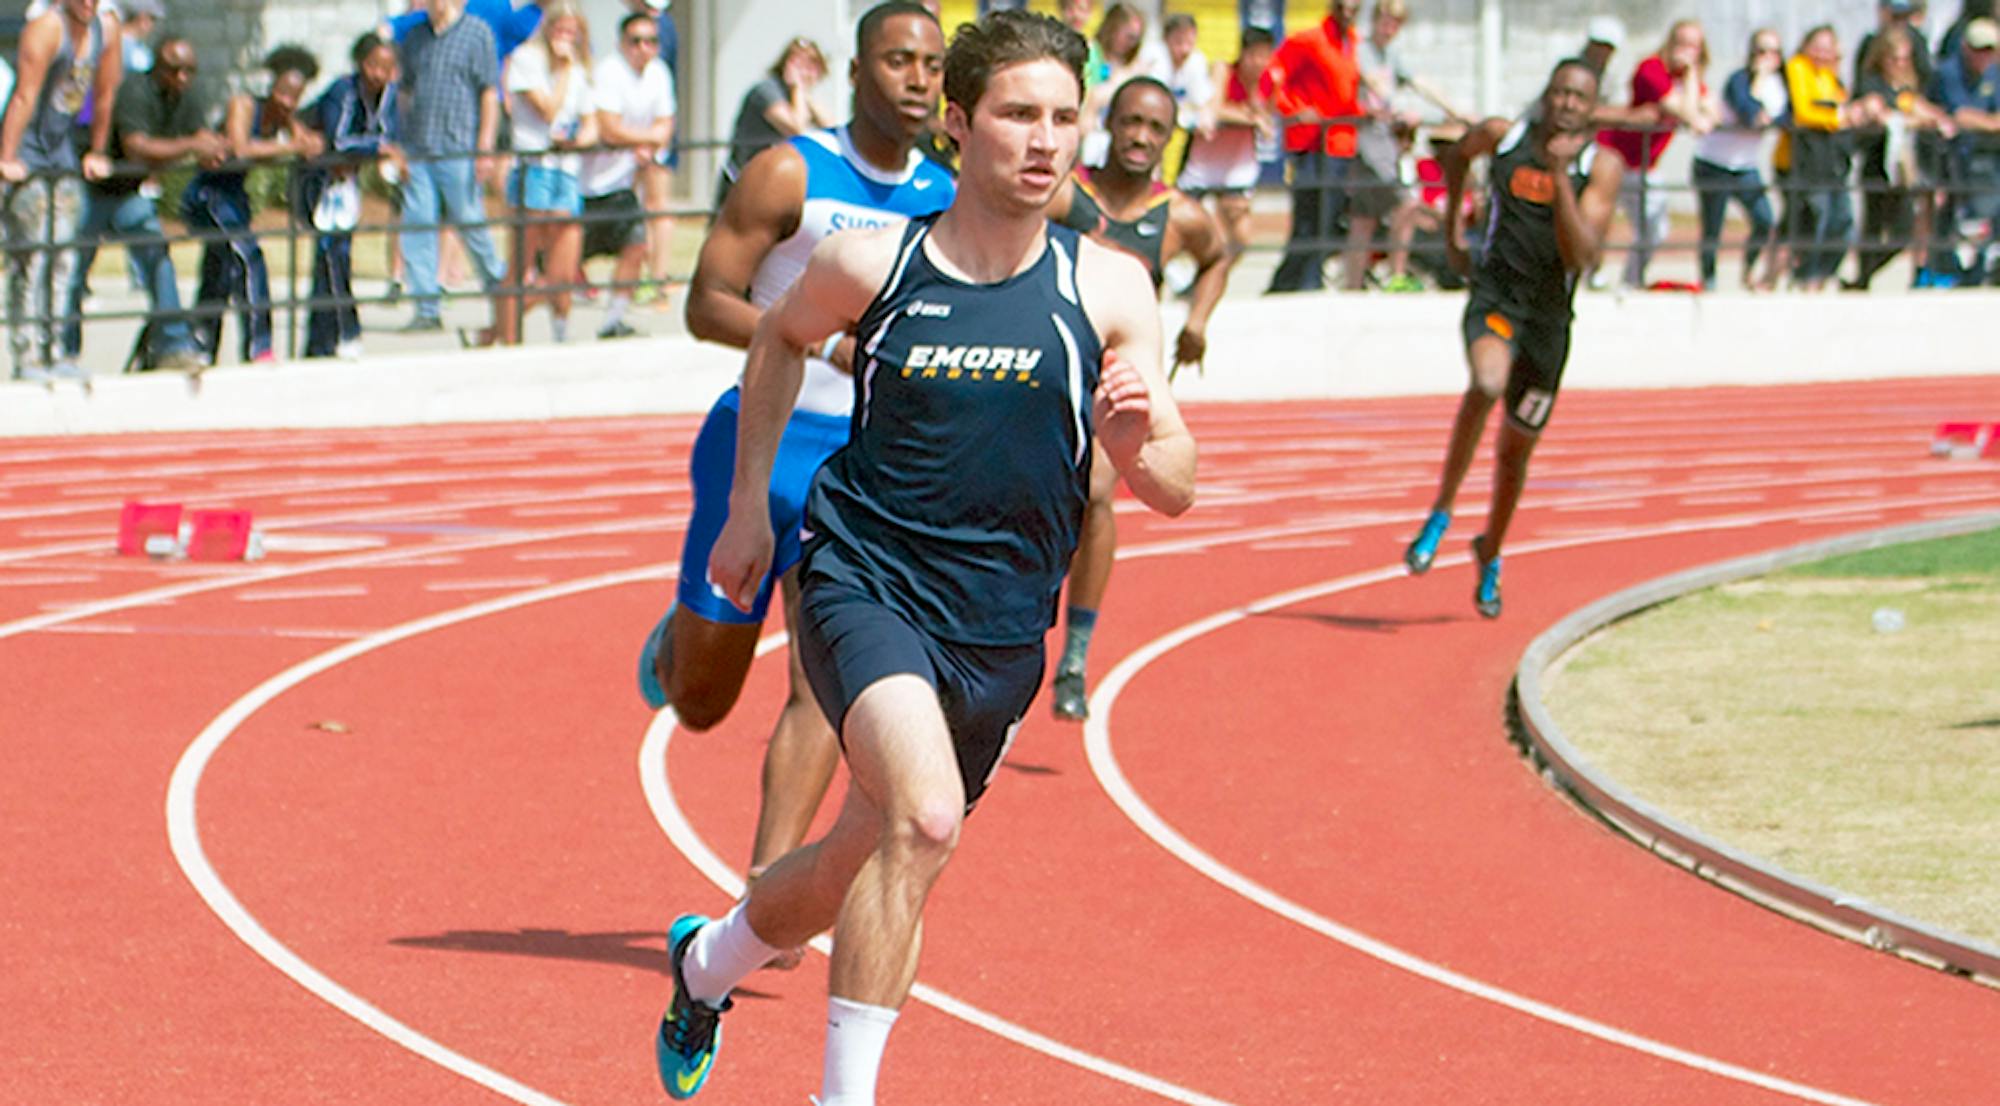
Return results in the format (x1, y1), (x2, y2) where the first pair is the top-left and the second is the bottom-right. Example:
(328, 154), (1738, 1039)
(1402, 58), (1622, 617)
(649, 11), (1197, 1105)
(637, 2), (954, 887)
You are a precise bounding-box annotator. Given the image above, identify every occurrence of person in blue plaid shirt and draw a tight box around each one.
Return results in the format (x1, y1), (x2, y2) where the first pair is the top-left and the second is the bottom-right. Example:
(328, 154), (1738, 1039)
(397, 0), (519, 342)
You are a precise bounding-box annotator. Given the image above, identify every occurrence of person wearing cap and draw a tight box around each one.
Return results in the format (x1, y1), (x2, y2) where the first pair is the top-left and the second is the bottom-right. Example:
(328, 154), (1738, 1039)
(1927, 15), (2000, 285)
(1581, 15), (1623, 80)
(1856, 0), (1934, 90)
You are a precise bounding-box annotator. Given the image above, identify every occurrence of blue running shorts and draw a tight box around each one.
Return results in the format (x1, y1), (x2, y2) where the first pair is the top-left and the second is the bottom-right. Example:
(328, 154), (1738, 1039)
(677, 387), (849, 624)
(795, 576), (1045, 811)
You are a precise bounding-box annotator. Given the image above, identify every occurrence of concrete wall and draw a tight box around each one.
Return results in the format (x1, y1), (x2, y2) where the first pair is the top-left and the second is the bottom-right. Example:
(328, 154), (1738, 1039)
(5, 290), (1994, 435)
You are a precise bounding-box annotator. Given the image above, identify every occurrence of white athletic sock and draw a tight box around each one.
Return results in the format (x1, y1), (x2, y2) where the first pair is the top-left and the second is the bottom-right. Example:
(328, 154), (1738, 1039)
(819, 996), (899, 1106)
(551, 316), (568, 343)
(606, 294), (631, 328)
(681, 902), (781, 1006)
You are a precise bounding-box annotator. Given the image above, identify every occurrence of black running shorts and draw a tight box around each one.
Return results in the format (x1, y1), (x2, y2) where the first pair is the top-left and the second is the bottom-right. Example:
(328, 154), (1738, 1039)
(796, 575), (1045, 811)
(1461, 291), (1573, 433)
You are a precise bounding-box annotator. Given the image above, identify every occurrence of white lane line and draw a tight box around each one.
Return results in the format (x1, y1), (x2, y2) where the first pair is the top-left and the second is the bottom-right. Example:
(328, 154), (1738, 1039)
(165, 566), (671, 1106)
(639, 684), (1237, 1106)
(1080, 501), (2000, 1105)
(423, 577), (552, 593)
(512, 548), (634, 562)
(237, 586), (372, 603)
(162, 562), (1230, 1106)
(0, 572), (98, 586)
(510, 504), (622, 518)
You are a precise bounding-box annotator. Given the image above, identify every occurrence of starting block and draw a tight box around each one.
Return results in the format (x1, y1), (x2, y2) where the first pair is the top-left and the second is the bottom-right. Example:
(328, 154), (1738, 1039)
(116, 500), (183, 556)
(1930, 422), (1992, 459)
(186, 509), (257, 562)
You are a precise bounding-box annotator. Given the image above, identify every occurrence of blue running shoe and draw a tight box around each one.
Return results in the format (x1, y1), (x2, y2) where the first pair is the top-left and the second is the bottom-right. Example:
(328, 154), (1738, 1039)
(657, 913), (730, 1100)
(1472, 535), (1502, 619)
(1404, 510), (1451, 575)
(637, 607), (674, 710)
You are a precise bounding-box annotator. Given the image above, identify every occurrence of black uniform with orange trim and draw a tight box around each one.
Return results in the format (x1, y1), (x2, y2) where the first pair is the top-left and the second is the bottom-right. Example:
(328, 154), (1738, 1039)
(1462, 119), (1596, 432)
(1053, 167), (1174, 288)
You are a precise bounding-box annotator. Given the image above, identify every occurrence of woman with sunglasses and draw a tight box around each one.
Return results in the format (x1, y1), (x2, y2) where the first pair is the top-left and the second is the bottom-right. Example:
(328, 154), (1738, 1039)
(1691, 28), (1788, 290)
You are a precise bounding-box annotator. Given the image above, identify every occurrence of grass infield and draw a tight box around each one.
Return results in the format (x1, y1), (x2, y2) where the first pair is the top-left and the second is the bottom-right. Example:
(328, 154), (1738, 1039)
(1542, 528), (2000, 951)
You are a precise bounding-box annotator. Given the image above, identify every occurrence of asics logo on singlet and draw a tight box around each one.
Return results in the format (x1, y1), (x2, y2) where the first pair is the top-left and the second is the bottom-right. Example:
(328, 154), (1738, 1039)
(903, 300), (952, 318)
(902, 343), (1045, 383)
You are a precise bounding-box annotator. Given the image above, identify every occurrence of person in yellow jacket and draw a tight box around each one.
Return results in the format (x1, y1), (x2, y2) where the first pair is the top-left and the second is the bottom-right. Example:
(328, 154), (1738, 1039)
(1774, 25), (1882, 289)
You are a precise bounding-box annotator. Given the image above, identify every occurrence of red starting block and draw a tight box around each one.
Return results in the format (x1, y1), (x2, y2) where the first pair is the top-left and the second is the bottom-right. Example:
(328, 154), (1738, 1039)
(1984, 427), (2000, 460)
(116, 500), (183, 556)
(186, 509), (255, 562)
(1931, 422), (1990, 458)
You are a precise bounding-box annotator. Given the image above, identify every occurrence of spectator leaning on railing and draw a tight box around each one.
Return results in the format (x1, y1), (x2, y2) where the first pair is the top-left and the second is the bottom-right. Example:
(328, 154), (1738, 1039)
(1927, 16), (2000, 287)
(1, 0), (120, 384)
(181, 44), (322, 365)
(1856, 0), (1934, 91)
(1179, 25), (1275, 282)
(580, 11), (673, 340)
(301, 32), (401, 360)
(1692, 28), (1787, 291)
(1598, 20), (1718, 290)
(1777, 25), (1868, 292)
(63, 33), (208, 371)
(1851, 25), (1955, 290)
(1354, 0), (1467, 292)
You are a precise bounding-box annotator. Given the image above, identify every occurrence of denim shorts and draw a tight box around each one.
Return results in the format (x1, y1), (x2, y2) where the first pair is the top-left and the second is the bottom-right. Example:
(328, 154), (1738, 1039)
(507, 164), (583, 216)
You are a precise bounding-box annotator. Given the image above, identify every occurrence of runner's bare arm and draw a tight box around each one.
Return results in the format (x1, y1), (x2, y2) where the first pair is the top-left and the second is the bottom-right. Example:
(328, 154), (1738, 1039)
(684, 144), (808, 349)
(1549, 136), (1623, 273)
(1442, 116), (1508, 265)
(1076, 236), (1196, 517)
(706, 227), (900, 610)
(1170, 192), (1230, 374)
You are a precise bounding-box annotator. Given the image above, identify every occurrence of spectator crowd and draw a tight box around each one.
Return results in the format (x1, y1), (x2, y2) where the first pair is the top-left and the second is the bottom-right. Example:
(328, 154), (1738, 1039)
(4, 0), (1998, 382)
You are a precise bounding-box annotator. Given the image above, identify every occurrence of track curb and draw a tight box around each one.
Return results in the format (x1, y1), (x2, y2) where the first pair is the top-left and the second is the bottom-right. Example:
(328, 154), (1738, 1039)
(1511, 510), (2000, 987)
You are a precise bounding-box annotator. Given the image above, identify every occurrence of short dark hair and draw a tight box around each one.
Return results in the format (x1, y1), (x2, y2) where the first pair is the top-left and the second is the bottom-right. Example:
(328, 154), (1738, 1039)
(859, 1), (940, 57)
(619, 11), (654, 38)
(1549, 55), (1600, 92)
(1107, 74), (1174, 117)
(1240, 25), (1276, 53)
(944, 9), (1088, 114)
(264, 43), (320, 83)
(350, 31), (388, 70)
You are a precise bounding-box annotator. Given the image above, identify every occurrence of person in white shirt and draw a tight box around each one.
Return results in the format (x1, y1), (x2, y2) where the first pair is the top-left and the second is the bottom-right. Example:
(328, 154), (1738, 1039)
(1142, 13), (1212, 135)
(1691, 27), (1789, 290)
(578, 10), (674, 339)
(505, 1), (596, 341)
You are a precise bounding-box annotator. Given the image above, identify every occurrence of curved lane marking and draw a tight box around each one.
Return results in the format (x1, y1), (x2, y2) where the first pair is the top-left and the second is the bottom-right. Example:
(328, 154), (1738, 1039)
(164, 564), (1231, 1105)
(1078, 500), (2000, 1106)
(165, 566), (675, 1105)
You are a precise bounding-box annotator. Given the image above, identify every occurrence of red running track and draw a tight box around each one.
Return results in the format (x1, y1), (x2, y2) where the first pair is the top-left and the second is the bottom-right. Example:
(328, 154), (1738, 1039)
(3, 376), (1997, 1105)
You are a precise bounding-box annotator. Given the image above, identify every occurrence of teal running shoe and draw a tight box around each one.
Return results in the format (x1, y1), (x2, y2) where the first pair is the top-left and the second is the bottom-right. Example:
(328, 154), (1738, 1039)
(1472, 536), (1502, 619)
(1050, 667), (1089, 722)
(637, 607), (674, 710)
(657, 913), (730, 1099)
(1404, 510), (1451, 575)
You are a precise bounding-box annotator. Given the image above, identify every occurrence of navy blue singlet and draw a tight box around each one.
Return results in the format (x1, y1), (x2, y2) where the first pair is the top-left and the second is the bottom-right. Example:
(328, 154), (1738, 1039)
(801, 214), (1104, 647)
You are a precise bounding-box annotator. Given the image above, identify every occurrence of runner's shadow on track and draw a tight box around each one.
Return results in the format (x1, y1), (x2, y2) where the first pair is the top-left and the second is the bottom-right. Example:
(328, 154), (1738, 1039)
(1250, 609), (1463, 634)
(1949, 717), (2000, 730)
(389, 928), (780, 999)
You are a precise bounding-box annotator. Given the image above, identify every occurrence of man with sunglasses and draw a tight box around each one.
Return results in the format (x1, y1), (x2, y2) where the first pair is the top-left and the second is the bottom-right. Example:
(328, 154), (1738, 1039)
(60, 35), (212, 371)
(579, 11), (674, 339)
